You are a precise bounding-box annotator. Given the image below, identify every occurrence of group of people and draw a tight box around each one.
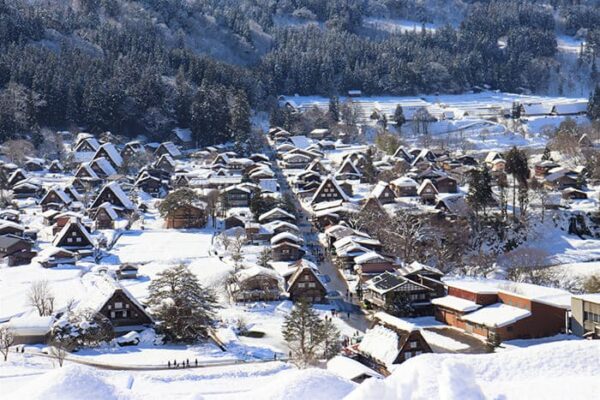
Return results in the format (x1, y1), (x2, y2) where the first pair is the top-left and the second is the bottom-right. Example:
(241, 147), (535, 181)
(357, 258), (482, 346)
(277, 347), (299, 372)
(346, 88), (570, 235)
(167, 358), (198, 368)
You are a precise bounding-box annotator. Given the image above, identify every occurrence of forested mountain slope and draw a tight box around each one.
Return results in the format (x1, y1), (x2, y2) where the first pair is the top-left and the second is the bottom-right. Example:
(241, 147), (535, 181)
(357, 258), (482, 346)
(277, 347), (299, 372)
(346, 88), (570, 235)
(0, 0), (598, 142)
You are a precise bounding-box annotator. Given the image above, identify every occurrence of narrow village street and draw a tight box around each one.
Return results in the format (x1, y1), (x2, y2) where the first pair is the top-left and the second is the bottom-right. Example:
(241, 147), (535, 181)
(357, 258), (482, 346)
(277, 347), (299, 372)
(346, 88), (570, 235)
(269, 148), (370, 332)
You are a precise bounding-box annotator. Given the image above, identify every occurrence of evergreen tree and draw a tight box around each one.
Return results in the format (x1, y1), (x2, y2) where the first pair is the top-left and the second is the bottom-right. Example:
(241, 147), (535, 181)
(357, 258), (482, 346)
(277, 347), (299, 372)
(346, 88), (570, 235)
(362, 147), (378, 184)
(505, 146), (529, 218)
(321, 318), (341, 360)
(384, 291), (415, 317)
(393, 104), (406, 133)
(541, 146), (552, 161)
(229, 90), (251, 155)
(158, 188), (200, 218)
(588, 85), (600, 121)
(147, 264), (218, 343)
(282, 300), (326, 368)
(328, 95), (340, 123)
(467, 167), (494, 216)
(174, 67), (192, 128)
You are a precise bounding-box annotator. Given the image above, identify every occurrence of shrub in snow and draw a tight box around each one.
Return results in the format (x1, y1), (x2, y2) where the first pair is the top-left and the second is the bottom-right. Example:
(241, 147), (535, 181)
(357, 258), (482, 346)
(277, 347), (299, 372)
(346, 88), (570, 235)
(51, 308), (114, 349)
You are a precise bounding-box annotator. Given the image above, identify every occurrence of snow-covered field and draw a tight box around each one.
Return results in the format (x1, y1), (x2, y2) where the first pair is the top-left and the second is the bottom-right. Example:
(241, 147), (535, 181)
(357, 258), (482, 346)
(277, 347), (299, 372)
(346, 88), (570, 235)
(279, 91), (590, 151)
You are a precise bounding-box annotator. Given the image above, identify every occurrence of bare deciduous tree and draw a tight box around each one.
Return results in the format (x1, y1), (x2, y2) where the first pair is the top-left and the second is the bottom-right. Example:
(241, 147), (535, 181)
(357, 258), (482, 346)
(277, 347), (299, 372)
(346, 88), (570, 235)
(0, 326), (14, 361)
(28, 280), (55, 316)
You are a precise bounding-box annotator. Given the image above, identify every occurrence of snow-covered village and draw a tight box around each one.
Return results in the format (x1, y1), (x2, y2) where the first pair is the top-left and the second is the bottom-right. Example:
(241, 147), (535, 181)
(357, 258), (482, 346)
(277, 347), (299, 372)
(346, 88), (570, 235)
(1, 1), (600, 400)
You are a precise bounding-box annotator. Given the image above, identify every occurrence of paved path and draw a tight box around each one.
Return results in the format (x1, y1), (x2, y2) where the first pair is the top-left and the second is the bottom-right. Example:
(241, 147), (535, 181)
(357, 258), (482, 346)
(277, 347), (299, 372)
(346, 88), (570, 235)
(12, 349), (288, 371)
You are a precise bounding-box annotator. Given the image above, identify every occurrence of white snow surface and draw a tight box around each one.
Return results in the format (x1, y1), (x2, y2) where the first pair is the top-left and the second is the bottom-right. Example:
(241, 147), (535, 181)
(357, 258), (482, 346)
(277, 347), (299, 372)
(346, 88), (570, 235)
(346, 340), (600, 400)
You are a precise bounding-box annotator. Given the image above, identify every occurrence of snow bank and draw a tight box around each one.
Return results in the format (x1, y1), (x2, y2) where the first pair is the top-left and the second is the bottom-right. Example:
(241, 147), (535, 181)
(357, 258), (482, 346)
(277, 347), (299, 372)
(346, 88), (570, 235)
(10, 365), (131, 400)
(246, 368), (355, 400)
(345, 340), (600, 400)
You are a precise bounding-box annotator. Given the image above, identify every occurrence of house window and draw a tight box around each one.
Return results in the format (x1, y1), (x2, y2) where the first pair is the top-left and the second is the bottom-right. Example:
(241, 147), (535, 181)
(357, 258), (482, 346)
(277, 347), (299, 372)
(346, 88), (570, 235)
(115, 302), (123, 309)
(76, 237), (82, 243)
(298, 283), (306, 288)
(67, 238), (73, 243)
(404, 352), (412, 360)
(409, 341), (417, 349)
(308, 282), (316, 288)
(71, 231), (77, 237)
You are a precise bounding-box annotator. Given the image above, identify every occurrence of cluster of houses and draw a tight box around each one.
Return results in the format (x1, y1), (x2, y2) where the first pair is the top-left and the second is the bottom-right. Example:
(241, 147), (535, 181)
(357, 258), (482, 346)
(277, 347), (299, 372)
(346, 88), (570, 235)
(266, 125), (599, 378)
(0, 123), (598, 371)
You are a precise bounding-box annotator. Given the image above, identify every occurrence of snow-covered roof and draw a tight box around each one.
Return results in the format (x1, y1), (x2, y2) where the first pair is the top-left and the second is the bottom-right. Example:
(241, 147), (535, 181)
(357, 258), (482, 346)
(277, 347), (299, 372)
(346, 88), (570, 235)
(520, 103), (552, 116)
(258, 207), (295, 222)
(371, 182), (391, 198)
(461, 303), (532, 328)
(431, 296), (482, 313)
(270, 231), (303, 245)
(374, 312), (418, 332)
(96, 143), (123, 167)
(354, 251), (387, 264)
(400, 261), (443, 277)
(97, 202), (119, 220)
(76, 163), (100, 180)
(7, 315), (53, 336)
(259, 179), (278, 193)
(235, 265), (283, 285)
(77, 274), (152, 323)
(444, 278), (572, 309)
(289, 136), (312, 150)
(173, 128), (192, 142)
(92, 157), (117, 176)
(96, 182), (135, 210)
(53, 218), (94, 247)
(358, 325), (399, 367)
(551, 101), (587, 115)
(160, 142), (182, 157)
(417, 179), (438, 195)
(391, 176), (418, 188)
(42, 187), (71, 205)
(327, 356), (383, 381)
(572, 294), (600, 303)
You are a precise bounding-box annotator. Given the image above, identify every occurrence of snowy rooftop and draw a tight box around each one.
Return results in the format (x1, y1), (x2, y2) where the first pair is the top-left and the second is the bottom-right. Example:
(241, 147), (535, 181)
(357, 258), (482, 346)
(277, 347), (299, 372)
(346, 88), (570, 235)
(444, 278), (573, 309)
(461, 303), (532, 328)
(327, 356), (383, 381)
(431, 295), (482, 313)
(358, 325), (399, 367)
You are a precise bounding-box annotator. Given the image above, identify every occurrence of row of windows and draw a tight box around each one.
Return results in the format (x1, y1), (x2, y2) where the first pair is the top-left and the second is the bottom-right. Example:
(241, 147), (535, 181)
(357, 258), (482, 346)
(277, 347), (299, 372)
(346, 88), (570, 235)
(297, 282), (317, 289)
(584, 311), (600, 323)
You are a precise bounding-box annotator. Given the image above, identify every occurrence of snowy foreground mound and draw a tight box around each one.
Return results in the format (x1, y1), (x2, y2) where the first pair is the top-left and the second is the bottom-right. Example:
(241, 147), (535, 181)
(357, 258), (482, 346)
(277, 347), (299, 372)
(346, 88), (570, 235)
(6, 341), (599, 400)
(347, 340), (600, 400)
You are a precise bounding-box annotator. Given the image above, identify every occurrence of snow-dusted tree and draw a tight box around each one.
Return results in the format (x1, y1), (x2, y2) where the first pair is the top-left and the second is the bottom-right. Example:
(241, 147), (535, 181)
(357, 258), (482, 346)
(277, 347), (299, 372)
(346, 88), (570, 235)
(466, 167), (494, 216)
(0, 326), (14, 361)
(384, 212), (425, 262)
(393, 104), (406, 134)
(158, 188), (200, 218)
(505, 146), (529, 218)
(529, 178), (551, 222)
(282, 300), (326, 368)
(147, 264), (218, 343)
(28, 280), (55, 316)
(257, 247), (272, 268)
(230, 231), (245, 268)
(384, 291), (415, 317)
(321, 317), (341, 360)
(583, 274), (600, 293)
(51, 308), (113, 349)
